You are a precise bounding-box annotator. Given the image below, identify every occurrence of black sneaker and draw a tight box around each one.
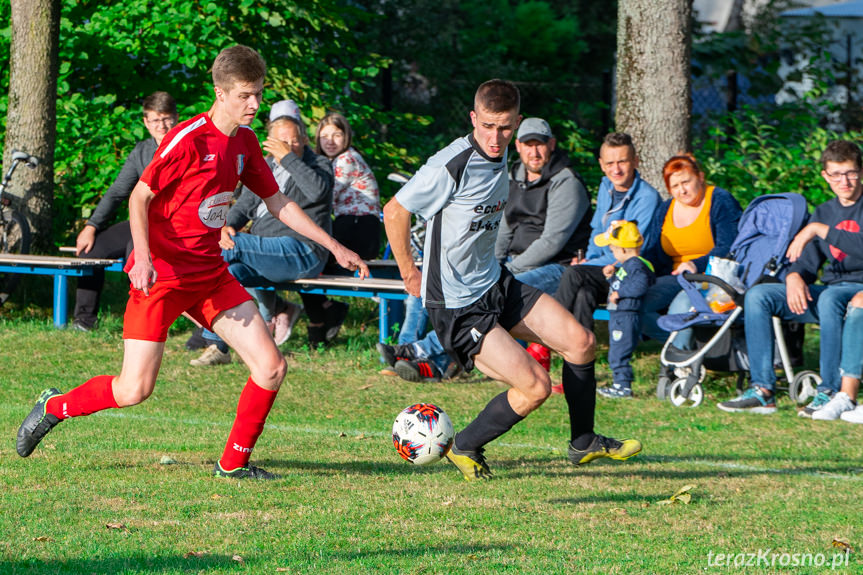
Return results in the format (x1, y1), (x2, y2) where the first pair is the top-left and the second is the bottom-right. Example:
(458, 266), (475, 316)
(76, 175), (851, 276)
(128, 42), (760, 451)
(394, 359), (442, 382)
(213, 462), (279, 480)
(71, 319), (94, 332)
(567, 434), (642, 466)
(376, 342), (417, 367)
(185, 327), (207, 351)
(324, 301), (349, 341)
(717, 386), (776, 414)
(17, 388), (64, 457)
(445, 444), (492, 481)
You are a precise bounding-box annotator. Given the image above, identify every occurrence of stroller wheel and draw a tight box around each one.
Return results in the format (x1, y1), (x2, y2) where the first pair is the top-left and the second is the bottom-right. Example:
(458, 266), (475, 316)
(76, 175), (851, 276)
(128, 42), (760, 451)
(789, 370), (820, 405)
(669, 379), (704, 408)
(656, 376), (672, 400)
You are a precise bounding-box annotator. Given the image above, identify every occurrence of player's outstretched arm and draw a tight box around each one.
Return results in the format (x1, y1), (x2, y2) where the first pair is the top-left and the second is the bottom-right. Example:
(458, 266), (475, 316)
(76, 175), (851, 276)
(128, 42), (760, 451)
(383, 197), (421, 297)
(263, 191), (369, 278)
(128, 180), (158, 295)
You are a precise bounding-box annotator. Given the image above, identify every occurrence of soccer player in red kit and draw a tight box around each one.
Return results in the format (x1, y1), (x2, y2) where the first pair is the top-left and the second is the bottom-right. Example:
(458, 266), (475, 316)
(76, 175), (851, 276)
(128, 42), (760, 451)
(16, 45), (368, 479)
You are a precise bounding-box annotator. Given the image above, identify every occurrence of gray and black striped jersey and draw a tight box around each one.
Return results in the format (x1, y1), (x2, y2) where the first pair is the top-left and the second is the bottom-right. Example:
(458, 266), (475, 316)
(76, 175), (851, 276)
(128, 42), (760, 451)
(396, 134), (508, 309)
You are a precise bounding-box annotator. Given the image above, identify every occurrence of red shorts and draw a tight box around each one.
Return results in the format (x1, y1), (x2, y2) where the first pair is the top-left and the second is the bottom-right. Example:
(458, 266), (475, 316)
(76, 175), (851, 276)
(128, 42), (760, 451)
(123, 268), (252, 342)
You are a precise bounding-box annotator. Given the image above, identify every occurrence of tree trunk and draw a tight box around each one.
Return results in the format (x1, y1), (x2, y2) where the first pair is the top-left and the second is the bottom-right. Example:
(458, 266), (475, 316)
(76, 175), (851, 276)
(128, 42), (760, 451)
(615, 0), (692, 196)
(4, 0), (61, 252)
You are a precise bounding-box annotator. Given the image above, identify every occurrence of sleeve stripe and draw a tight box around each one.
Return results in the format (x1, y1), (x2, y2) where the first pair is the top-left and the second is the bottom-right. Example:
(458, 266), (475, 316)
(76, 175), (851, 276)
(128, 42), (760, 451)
(160, 117), (207, 159)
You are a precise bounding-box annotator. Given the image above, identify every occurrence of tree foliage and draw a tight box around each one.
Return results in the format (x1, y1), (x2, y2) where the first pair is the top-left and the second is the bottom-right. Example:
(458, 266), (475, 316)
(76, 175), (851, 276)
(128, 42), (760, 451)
(0, 0), (427, 245)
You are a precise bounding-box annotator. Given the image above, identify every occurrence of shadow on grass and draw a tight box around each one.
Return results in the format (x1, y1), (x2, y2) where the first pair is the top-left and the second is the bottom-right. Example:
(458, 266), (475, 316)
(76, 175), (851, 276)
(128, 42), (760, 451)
(0, 553), (244, 574)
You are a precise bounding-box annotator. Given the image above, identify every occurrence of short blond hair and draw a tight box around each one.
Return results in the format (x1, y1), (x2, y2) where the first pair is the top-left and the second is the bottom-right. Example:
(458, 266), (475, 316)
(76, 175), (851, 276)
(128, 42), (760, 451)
(212, 45), (266, 90)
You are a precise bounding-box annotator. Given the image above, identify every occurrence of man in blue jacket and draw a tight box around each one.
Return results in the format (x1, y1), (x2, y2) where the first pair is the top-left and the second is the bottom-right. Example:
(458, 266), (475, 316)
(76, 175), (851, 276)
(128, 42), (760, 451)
(552, 132), (660, 464)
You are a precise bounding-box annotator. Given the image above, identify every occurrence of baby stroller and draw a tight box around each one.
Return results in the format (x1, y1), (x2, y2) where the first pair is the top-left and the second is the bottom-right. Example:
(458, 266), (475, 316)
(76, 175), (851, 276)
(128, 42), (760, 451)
(655, 192), (821, 408)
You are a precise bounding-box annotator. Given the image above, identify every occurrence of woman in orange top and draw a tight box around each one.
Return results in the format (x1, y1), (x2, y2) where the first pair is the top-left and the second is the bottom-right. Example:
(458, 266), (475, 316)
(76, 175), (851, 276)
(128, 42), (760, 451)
(640, 154), (742, 348)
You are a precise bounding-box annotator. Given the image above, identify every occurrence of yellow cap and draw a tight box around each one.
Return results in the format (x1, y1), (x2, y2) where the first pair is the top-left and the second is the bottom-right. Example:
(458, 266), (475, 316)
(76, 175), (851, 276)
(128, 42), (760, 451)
(594, 220), (643, 248)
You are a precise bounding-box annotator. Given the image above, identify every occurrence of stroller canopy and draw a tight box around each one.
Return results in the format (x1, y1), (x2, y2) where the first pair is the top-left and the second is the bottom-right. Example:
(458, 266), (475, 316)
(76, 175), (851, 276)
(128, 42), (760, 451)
(729, 193), (809, 288)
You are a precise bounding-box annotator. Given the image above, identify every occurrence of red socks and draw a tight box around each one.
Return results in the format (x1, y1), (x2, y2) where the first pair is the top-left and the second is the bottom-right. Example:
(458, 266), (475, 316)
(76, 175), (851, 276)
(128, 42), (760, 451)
(46, 375), (119, 419)
(219, 378), (279, 471)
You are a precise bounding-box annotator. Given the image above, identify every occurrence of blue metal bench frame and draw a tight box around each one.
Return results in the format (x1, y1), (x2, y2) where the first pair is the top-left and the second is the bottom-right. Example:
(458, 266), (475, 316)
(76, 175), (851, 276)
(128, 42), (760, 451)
(0, 254), (124, 327)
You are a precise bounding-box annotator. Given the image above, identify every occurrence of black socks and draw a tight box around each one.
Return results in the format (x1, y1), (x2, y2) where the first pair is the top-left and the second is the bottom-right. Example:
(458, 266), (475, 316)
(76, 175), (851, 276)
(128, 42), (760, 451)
(454, 391), (524, 452)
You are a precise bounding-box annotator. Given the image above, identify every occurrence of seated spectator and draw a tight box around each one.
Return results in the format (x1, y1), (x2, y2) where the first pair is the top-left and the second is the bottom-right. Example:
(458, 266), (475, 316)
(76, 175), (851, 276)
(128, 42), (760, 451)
(553, 133), (661, 333)
(813, 291), (863, 422)
(73, 91), (177, 331)
(717, 140), (863, 416)
(316, 113), (382, 259)
(594, 222), (655, 398)
(640, 153), (742, 350)
(191, 101), (338, 365)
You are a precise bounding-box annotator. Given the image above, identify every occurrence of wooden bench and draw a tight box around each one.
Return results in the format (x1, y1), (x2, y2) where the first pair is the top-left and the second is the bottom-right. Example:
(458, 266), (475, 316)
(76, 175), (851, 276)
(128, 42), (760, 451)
(0, 253), (124, 327)
(1, 252), (606, 341)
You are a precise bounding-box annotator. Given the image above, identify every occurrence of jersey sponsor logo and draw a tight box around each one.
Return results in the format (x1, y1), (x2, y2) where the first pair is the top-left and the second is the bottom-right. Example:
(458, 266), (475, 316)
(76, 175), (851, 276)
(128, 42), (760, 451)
(198, 191), (233, 228)
(829, 219), (859, 262)
(203, 154), (216, 162)
(468, 217), (501, 233)
(473, 200), (506, 215)
(232, 442), (253, 454)
(470, 327), (483, 343)
(236, 154), (245, 176)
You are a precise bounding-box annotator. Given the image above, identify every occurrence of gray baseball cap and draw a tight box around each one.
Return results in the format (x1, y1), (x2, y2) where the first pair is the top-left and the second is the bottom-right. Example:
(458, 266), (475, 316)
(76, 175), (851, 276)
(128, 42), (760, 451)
(517, 117), (553, 143)
(269, 99), (302, 124)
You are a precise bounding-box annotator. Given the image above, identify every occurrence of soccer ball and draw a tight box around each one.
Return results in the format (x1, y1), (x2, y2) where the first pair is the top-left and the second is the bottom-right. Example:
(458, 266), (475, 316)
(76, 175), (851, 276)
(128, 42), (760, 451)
(392, 403), (454, 465)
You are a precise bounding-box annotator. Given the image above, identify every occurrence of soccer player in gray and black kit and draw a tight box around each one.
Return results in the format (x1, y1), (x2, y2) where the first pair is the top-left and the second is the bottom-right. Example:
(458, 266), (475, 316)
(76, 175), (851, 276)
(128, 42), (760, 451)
(383, 80), (641, 480)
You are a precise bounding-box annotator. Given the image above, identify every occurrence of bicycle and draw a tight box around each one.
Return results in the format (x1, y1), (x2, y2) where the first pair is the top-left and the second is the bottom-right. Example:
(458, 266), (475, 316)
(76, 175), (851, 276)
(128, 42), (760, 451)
(0, 150), (37, 303)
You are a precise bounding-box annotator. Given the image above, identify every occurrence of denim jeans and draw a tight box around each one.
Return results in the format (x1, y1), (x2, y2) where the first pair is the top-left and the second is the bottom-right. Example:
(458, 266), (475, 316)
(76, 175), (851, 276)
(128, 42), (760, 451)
(840, 302), (863, 380)
(202, 233), (325, 343)
(744, 281), (863, 393)
(513, 263), (566, 295)
(640, 275), (691, 345)
(412, 330), (450, 373)
(398, 295), (428, 345)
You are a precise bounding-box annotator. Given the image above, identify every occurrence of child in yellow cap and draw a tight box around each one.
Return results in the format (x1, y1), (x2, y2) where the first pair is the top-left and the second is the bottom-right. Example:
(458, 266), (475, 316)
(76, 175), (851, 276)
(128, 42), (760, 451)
(594, 221), (655, 398)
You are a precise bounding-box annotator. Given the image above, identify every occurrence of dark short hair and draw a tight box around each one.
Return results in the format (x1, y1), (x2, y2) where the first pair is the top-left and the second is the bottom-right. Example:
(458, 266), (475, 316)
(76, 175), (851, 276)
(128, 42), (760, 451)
(142, 91), (176, 117)
(601, 132), (636, 157)
(314, 112), (352, 156)
(212, 45), (266, 90)
(474, 79), (520, 114)
(821, 140), (863, 170)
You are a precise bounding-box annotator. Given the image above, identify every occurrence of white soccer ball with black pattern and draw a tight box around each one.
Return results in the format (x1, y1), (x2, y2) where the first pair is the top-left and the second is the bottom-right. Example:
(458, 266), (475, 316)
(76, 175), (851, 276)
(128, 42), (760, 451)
(392, 403), (454, 465)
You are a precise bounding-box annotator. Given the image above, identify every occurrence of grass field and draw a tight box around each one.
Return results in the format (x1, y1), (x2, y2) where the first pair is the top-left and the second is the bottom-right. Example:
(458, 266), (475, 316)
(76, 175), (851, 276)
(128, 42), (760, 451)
(0, 295), (860, 574)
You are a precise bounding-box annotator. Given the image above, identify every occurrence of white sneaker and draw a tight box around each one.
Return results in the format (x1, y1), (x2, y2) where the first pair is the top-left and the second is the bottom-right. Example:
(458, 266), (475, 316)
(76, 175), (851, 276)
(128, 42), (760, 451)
(811, 391), (856, 420)
(273, 302), (303, 346)
(840, 404), (863, 424)
(190, 344), (231, 366)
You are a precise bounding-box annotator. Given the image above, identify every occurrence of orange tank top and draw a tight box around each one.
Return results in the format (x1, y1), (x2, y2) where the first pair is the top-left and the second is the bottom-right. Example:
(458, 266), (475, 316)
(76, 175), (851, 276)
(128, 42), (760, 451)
(660, 185), (715, 267)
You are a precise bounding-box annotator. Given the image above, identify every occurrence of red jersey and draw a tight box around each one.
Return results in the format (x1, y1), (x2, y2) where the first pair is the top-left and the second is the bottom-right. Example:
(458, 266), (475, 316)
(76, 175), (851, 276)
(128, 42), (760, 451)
(132, 112), (278, 280)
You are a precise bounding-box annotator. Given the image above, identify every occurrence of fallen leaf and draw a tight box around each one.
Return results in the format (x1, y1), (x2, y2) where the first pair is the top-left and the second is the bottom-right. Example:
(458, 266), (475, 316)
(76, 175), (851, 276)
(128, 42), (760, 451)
(640, 502), (650, 509)
(338, 432), (346, 437)
(232, 554), (245, 563)
(355, 433), (366, 440)
(657, 484), (695, 505)
(276, 569), (290, 573)
(358, 384), (373, 390)
(105, 522), (127, 531)
(832, 539), (852, 553)
(33, 536), (52, 542)
(610, 507), (628, 515)
(211, 494), (222, 499)
(159, 456), (177, 465)
(325, 414), (334, 419)
(184, 551), (207, 558)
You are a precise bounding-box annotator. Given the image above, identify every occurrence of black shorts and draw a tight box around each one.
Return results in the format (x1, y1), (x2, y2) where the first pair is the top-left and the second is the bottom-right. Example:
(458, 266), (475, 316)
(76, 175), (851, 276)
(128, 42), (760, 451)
(428, 268), (543, 372)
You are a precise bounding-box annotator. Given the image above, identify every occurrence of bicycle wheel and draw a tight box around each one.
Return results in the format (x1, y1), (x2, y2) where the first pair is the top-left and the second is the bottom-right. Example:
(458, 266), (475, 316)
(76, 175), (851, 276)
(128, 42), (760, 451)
(0, 208), (31, 304)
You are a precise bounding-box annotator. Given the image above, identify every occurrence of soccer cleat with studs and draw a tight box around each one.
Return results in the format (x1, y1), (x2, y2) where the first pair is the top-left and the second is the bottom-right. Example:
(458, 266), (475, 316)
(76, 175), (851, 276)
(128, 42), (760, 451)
(445, 444), (492, 481)
(213, 462), (279, 480)
(17, 388), (64, 457)
(568, 434), (642, 466)
(376, 342), (416, 367)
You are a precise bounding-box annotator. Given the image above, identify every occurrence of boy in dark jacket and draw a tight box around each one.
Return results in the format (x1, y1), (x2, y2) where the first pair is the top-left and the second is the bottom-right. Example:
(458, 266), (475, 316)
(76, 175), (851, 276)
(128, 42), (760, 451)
(595, 221), (655, 398)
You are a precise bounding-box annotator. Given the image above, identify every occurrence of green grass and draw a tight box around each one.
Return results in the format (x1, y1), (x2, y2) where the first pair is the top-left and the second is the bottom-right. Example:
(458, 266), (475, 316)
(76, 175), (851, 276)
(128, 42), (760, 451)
(0, 298), (860, 574)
